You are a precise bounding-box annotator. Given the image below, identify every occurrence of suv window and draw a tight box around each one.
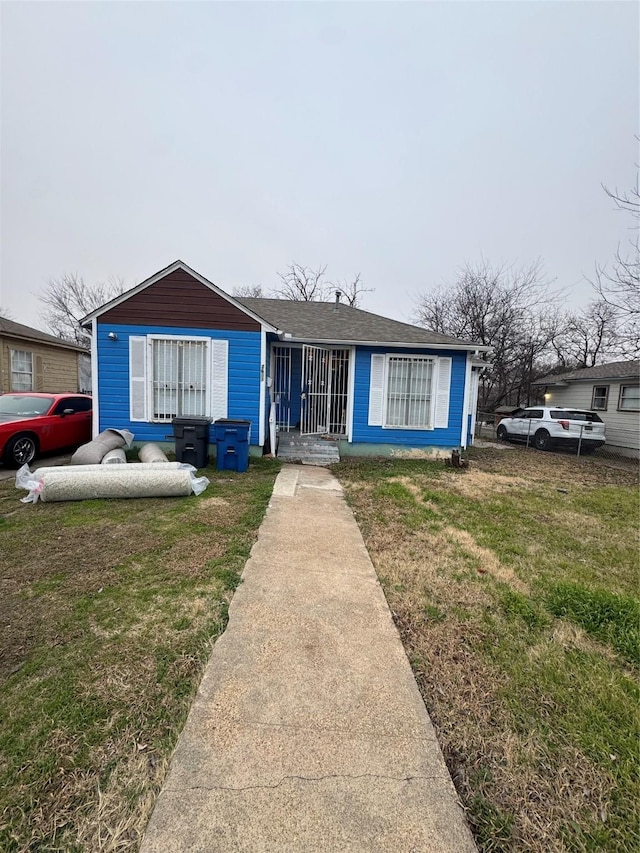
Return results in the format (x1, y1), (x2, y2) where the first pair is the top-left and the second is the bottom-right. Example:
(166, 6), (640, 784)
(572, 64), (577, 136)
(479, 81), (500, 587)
(525, 409), (543, 419)
(550, 410), (603, 423)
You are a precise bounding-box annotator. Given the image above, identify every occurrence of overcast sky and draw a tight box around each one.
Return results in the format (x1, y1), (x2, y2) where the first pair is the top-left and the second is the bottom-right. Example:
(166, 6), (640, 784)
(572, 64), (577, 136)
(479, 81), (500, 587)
(1, 1), (638, 330)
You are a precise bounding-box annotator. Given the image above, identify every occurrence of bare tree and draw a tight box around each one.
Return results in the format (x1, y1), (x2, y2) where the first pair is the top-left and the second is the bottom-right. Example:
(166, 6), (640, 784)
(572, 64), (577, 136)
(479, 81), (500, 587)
(39, 274), (126, 346)
(271, 263), (371, 307)
(273, 263), (329, 301)
(331, 273), (373, 308)
(590, 175), (640, 357)
(550, 300), (620, 369)
(232, 284), (265, 298)
(414, 259), (560, 409)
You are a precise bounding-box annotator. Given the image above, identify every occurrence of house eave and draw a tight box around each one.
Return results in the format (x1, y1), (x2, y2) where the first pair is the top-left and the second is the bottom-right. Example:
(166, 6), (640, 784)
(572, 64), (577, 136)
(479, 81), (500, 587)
(279, 336), (491, 352)
(0, 330), (88, 353)
(80, 260), (278, 333)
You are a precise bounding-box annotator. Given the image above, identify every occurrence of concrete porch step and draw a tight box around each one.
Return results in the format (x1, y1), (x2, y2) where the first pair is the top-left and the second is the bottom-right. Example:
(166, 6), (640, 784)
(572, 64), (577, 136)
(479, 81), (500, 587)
(276, 436), (340, 466)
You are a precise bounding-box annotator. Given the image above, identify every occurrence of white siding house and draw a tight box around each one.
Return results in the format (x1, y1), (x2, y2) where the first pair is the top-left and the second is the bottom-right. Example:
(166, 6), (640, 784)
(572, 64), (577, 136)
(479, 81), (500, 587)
(534, 361), (640, 458)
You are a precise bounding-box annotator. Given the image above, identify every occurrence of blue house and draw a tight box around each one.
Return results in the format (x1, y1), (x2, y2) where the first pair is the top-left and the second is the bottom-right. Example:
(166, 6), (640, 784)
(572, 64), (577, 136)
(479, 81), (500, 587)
(82, 260), (488, 460)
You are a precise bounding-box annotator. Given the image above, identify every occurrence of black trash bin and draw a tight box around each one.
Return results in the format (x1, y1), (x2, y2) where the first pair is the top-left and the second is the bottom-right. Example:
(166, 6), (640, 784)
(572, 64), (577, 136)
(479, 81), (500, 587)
(172, 417), (212, 469)
(213, 419), (251, 473)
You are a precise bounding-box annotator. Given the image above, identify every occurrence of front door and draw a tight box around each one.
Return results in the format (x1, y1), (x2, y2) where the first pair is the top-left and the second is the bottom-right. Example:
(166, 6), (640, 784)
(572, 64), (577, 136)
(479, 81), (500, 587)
(301, 345), (331, 435)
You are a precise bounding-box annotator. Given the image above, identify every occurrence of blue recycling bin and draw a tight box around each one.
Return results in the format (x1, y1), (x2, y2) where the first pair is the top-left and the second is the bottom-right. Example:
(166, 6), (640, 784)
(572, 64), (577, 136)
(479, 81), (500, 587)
(213, 419), (251, 473)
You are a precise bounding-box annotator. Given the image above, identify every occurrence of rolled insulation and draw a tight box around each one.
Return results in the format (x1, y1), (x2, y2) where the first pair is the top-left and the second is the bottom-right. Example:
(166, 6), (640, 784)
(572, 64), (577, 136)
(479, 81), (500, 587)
(16, 463), (208, 503)
(102, 448), (127, 464)
(138, 443), (170, 464)
(33, 462), (193, 477)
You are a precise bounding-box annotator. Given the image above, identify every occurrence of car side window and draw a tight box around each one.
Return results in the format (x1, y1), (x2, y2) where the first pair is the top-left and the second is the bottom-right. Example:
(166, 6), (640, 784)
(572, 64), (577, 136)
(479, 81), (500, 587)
(528, 410), (543, 419)
(51, 398), (91, 415)
(69, 397), (92, 412)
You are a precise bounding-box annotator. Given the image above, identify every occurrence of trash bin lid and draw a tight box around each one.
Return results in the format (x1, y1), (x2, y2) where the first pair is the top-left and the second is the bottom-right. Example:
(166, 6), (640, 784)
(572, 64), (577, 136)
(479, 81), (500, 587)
(213, 419), (251, 425)
(172, 416), (213, 426)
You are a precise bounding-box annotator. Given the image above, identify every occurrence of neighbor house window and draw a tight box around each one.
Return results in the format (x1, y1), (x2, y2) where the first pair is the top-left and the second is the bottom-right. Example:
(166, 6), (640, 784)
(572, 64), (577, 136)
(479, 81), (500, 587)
(10, 350), (33, 391)
(618, 385), (639, 412)
(385, 356), (434, 428)
(591, 385), (609, 410)
(151, 338), (209, 421)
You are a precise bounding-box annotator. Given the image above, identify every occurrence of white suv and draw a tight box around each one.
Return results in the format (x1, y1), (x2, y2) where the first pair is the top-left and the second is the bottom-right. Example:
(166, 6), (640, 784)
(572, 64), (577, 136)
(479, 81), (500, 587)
(496, 407), (606, 453)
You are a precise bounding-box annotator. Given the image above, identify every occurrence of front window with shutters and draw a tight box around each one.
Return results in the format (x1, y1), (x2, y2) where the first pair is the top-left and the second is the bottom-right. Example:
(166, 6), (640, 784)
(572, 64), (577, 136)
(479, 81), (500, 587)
(151, 338), (208, 421)
(385, 357), (434, 428)
(368, 352), (451, 431)
(10, 350), (33, 391)
(129, 334), (228, 423)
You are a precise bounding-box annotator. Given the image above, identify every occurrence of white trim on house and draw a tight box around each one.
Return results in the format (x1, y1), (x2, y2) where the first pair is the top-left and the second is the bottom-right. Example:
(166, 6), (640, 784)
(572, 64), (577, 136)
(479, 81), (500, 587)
(284, 336), (491, 353)
(258, 328), (267, 446)
(460, 352), (473, 449)
(80, 260), (278, 332)
(347, 345), (356, 442)
(91, 319), (99, 437)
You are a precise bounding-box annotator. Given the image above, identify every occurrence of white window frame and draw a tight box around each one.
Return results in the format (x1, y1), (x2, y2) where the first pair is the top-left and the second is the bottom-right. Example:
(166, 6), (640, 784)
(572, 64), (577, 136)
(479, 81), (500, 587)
(10, 349), (34, 391)
(591, 385), (609, 411)
(148, 334), (211, 423)
(383, 355), (436, 430)
(618, 384), (639, 412)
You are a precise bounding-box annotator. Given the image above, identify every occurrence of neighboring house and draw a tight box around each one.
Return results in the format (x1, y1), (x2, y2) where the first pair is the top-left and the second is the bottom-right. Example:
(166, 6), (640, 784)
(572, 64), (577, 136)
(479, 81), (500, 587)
(0, 316), (90, 395)
(534, 360), (640, 457)
(81, 260), (489, 457)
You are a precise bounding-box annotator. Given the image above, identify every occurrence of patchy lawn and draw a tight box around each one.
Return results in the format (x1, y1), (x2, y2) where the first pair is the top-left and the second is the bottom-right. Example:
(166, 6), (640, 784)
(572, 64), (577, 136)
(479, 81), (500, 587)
(0, 458), (280, 853)
(334, 449), (639, 853)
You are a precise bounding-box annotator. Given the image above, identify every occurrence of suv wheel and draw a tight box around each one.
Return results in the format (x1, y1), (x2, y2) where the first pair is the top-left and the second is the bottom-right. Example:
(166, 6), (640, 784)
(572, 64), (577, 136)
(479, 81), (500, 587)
(534, 429), (552, 451)
(496, 424), (509, 441)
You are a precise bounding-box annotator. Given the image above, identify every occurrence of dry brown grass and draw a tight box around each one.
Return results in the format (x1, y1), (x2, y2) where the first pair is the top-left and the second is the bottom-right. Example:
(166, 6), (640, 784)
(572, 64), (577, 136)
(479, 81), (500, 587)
(337, 450), (638, 852)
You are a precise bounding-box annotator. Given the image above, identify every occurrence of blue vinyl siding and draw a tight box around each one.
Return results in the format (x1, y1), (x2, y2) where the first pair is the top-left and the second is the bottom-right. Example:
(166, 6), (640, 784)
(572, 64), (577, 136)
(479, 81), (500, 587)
(352, 347), (467, 447)
(97, 323), (261, 445)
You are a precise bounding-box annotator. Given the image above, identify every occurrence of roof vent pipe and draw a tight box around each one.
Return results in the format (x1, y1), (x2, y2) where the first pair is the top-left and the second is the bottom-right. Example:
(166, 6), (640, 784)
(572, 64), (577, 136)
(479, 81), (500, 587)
(334, 290), (341, 310)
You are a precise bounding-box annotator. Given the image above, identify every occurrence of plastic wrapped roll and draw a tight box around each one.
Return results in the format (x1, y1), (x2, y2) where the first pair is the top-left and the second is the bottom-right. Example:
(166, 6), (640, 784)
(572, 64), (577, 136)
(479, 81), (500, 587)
(15, 464), (208, 503)
(33, 462), (193, 476)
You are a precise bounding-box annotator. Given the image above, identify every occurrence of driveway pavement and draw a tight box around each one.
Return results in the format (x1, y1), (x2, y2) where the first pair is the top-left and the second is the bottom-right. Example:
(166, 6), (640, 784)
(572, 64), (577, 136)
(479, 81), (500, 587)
(140, 464), (477, 852)
(0, 453), (72, 481)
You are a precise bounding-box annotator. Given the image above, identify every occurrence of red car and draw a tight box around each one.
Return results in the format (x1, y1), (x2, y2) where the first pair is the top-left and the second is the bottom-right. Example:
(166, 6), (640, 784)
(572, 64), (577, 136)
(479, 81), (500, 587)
(0, 392), (92, 468)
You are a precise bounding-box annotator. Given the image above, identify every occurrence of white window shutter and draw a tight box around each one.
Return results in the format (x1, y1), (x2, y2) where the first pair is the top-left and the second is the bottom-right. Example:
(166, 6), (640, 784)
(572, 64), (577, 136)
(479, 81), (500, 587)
(129, 336), (148, 421)
(368, 354), (385, 426)
(433, 357), (452, 429)
(211, 339), (228, 420)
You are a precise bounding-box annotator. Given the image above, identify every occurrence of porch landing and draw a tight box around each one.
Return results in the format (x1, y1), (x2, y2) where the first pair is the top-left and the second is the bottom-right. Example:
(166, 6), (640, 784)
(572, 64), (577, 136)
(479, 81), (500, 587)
(276, 431), (341, 466)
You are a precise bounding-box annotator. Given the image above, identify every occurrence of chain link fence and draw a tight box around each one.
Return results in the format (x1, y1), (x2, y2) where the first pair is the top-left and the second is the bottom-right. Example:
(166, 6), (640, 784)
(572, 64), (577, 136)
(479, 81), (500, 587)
(474, 412), (639, 466)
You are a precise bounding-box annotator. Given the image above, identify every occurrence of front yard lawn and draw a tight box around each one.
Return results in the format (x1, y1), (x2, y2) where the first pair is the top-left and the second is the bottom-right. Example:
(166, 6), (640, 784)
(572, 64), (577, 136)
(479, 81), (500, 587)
(334, 449), (639, 853)
(0, 458), (280, 852)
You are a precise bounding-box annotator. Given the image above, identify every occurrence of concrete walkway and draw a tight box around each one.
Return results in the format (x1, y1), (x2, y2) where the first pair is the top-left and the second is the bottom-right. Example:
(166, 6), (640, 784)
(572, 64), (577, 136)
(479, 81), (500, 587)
(141, 465), (476, 852)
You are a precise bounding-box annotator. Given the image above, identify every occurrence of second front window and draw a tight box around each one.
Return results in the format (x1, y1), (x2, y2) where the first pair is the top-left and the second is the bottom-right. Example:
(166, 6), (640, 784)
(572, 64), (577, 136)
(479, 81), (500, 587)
(385, 356), (434, 428)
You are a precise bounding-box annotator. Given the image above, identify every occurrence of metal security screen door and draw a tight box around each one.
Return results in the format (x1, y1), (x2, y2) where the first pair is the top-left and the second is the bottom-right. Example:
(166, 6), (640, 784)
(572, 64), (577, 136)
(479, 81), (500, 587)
(301, 345), (330, 435)
(273, 345), (293, 431)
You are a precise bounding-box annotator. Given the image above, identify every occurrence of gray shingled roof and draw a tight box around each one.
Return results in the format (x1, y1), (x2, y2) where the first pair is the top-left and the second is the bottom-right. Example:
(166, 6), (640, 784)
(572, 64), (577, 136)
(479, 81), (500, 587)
(534, 360), (640, 385)
(237, 298), (483, 349)
(0, 316), (88, 352)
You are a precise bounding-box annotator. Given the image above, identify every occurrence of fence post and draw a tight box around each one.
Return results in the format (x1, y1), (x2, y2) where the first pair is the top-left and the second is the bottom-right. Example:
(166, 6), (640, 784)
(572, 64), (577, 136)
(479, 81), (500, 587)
(526, 419), (532, 449)
(577, 424), (583, 457)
